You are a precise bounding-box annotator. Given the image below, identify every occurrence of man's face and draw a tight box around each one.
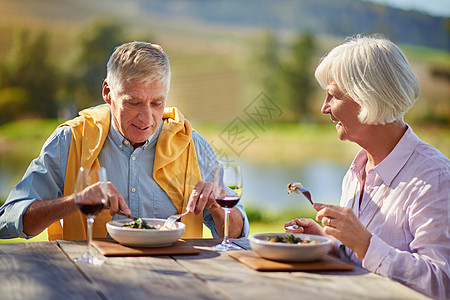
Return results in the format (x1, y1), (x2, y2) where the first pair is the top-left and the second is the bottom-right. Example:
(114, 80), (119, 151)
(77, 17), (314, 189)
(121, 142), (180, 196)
(103, 79), (167, 148)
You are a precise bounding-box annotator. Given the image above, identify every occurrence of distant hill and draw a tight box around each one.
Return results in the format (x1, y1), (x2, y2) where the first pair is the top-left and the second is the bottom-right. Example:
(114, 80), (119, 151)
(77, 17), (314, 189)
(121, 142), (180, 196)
(0, 0), (448, 124)
(135, 0), (449, 50)
(0, 0), (448, 51)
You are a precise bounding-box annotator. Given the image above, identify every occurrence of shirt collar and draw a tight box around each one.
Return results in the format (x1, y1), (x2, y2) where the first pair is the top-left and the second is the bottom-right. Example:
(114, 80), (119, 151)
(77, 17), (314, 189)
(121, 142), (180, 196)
(375, 124), (419, 184)
(109, 116), (164, 149)
(350, 124), (420, 185)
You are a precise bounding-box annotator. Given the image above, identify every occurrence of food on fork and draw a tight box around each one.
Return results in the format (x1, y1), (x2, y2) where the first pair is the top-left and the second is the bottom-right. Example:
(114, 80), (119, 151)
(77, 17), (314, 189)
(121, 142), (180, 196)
(287, 182), (304, 194)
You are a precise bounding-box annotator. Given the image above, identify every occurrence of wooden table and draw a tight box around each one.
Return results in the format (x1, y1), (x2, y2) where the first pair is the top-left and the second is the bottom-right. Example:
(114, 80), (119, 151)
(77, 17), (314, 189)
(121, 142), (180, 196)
(0, 239), (429, 300)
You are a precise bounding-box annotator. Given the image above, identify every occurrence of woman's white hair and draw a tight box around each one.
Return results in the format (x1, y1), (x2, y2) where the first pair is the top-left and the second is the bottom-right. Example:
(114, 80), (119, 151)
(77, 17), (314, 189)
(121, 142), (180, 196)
(315, 34), (420, 125)
(106, 42), (171, 95)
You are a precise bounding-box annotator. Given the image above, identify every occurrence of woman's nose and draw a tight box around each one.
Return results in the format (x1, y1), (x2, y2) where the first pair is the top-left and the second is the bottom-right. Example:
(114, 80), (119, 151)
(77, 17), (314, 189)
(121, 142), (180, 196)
(321, 95), (331, 114)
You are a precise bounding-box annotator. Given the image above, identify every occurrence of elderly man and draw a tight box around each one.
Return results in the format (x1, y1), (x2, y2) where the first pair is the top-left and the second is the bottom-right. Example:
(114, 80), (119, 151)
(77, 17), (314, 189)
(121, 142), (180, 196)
(0, 42), (249, 241)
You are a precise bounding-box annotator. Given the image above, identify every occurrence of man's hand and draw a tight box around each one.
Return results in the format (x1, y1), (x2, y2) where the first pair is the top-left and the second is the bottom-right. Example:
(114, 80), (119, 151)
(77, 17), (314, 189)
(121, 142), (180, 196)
(186, 180), (221, 214)
(22, 181), (129, 237)
(101, 181), (130, 216)
(186, 180), (243, 238)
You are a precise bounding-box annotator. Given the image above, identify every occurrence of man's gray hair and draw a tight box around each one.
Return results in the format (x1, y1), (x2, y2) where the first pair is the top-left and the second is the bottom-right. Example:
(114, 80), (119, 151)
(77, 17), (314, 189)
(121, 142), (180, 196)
(106, 41), (171, 94)
(314, 34), (420, 125)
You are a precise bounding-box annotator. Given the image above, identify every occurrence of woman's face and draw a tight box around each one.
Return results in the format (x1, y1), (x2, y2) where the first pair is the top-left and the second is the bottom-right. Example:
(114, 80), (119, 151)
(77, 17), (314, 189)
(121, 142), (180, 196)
(321, 83), (366, 143)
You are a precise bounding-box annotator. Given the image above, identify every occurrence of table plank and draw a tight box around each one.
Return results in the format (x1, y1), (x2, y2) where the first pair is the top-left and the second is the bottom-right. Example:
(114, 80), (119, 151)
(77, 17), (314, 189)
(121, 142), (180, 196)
(174, 239), (429, 300)
(58, 240), (224, 300)
(0, 242), (101, 300)
(0, 239), (431, 300)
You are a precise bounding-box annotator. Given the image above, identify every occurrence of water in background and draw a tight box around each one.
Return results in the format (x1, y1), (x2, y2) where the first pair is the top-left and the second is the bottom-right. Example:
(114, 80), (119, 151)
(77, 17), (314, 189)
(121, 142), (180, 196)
(239, 160), (348, 211)
(0, 159), (349, 211)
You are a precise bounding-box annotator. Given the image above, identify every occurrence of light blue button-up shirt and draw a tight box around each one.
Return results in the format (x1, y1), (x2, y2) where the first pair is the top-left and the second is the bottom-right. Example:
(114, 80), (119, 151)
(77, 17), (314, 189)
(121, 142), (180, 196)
(0, 119), (250, 239)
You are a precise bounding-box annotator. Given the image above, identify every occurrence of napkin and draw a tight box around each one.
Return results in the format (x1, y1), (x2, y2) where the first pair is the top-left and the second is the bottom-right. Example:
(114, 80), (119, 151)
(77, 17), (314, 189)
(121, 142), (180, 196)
(228, 250), (354, 271)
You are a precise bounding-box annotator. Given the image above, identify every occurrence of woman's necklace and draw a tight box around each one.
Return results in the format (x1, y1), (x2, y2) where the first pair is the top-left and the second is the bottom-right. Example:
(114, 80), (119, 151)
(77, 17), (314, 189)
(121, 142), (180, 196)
(346, 178), (394, 259)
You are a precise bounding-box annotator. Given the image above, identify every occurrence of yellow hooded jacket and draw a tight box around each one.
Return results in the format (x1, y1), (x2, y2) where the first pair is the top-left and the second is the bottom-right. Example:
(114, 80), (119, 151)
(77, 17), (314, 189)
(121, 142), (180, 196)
(47, 104), (203, 240)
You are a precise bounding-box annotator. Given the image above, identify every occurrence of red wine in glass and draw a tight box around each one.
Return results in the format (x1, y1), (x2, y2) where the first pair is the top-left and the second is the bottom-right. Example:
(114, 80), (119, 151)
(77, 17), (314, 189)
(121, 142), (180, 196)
(213, 163), (243, 252)
(74, 167), (108, 265)
(76, 202), (105, 217)
(216, 196), (240, 208)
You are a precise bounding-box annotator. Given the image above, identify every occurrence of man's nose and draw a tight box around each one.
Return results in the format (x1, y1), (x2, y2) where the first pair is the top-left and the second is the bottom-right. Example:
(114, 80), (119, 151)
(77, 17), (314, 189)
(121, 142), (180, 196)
(138, 105), (152, 122)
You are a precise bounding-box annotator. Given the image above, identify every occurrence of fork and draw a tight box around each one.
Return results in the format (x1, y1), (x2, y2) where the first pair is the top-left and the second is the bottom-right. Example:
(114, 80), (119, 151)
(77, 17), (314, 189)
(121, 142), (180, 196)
(287, 182), (314, 205)
(163, 211), (189, 229)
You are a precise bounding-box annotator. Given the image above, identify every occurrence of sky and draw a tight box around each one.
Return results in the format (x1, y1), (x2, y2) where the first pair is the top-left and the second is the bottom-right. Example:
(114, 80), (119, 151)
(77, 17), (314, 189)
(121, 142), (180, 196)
(365, 0), (450, 17)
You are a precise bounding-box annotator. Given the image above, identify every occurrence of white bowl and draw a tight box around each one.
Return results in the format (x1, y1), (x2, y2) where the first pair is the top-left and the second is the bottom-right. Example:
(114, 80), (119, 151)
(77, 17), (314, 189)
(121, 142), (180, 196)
(249, 232), (332, 262)
(106, 218), (185, 247)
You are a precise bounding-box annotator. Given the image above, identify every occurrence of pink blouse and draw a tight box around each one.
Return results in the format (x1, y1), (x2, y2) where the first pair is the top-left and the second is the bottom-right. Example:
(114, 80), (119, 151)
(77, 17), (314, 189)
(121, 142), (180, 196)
(340, 125), (449, 299)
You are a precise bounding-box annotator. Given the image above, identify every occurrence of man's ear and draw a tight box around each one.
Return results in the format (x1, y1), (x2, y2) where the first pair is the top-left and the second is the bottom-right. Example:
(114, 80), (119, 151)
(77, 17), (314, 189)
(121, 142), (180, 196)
(102, 80), (112, 105)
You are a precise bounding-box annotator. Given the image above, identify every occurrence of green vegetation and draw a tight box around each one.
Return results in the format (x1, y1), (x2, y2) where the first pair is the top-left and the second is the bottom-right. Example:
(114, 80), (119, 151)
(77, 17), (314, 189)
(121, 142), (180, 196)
(1, 119), (448, 244)
(0, 118), (63, 166)
(249, 31), (318, 122)
(0, 1), (448, 243)
(401, 44), (450, 66)
(0, 231), (47, 244)
(202, 206), (317, 239)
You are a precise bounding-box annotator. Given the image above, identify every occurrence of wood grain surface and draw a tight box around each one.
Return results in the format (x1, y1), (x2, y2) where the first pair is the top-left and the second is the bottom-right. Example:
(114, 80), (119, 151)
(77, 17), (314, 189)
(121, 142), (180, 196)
(0, 239), (430, 300)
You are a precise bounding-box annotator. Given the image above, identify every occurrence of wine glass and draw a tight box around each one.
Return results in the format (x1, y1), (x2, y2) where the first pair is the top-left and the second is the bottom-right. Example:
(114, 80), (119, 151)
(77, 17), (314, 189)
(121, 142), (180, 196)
(213, 162), (243, 251)
(74, 167), (108, 265)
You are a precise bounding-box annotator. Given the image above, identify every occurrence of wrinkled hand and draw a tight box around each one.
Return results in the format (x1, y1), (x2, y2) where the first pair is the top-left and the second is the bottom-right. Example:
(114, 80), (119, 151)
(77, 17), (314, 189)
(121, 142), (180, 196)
(79, 181), (130, 216)
(186, 180), (221, 215)
(284, 218), (325, 236)
(313, 203), (372, 260)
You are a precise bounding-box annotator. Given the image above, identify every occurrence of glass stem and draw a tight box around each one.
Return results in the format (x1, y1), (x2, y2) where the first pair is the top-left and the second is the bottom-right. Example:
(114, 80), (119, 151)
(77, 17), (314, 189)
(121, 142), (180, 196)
(222, 208), (230, 244)
(87, 217), (94, 258)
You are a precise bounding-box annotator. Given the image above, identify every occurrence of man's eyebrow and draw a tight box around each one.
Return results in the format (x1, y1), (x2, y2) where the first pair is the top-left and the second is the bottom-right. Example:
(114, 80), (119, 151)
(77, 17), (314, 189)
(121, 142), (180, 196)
(152, 96), (166, 102)
(122, 95), (138, 101)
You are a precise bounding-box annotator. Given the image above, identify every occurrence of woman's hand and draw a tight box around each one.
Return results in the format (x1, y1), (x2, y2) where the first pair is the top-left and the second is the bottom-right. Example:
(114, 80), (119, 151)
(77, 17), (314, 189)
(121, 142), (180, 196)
(313, 203), (372, 260)
(284, 218), (325, 236)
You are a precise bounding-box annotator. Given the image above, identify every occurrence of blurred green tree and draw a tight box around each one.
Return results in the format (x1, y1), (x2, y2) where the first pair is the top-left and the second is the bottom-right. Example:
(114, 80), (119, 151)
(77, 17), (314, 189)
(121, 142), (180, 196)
(0, 29), (60, 123)
(62, 19), (125, 112)
(282, 32), (316, 122)
(252, 30), (282, 97)
(250, 31), (317, 122)
(0, 87), (29, 124)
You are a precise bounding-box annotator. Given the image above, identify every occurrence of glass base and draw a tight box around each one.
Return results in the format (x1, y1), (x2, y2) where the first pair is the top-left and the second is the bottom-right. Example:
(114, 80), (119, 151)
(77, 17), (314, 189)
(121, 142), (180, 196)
(213, 241), (241, 252)
(74, 252), (105, 265)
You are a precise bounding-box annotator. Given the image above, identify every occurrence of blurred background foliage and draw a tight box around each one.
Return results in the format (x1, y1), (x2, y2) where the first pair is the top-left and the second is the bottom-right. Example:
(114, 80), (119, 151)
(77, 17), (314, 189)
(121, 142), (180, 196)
(0, 0), (448, 125)
(0, 0), (448, 240)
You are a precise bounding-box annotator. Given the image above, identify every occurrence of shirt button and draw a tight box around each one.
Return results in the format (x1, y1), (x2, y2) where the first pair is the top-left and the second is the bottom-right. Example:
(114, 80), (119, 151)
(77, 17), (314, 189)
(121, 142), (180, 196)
(131, 156), (136, 161)
(131, 188), (136, 193)
(124, 140), (129, 145)
(119, 145), (123, 149)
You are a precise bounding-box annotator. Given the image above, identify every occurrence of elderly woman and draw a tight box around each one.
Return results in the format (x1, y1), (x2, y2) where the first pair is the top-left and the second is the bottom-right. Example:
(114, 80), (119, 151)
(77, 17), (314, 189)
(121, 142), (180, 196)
(285, 34), (449, 299)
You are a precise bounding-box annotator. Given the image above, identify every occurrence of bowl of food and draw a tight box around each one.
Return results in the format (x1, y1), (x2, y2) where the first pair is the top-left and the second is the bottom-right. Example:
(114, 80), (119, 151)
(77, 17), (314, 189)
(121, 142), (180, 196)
(249, 232), (332, 262)
(106, 218), (185, 247)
